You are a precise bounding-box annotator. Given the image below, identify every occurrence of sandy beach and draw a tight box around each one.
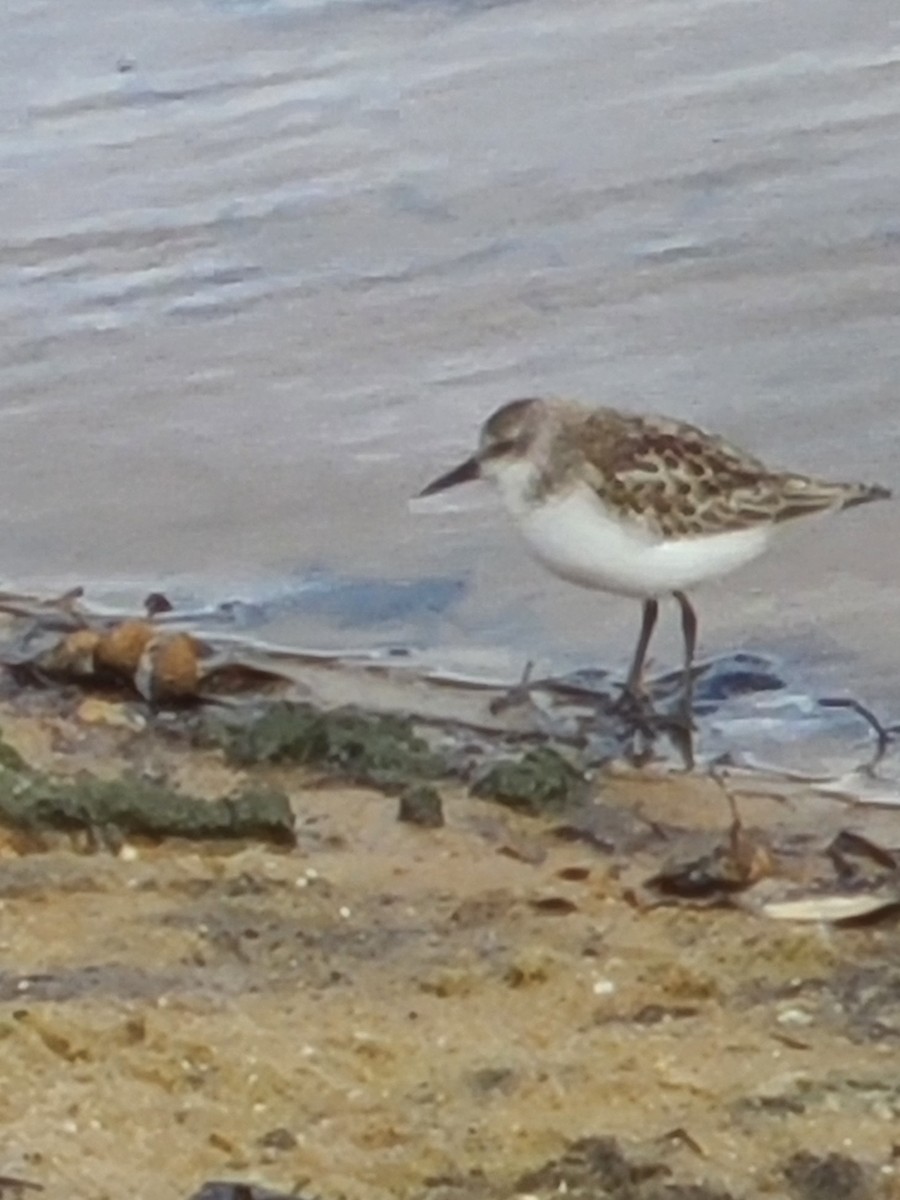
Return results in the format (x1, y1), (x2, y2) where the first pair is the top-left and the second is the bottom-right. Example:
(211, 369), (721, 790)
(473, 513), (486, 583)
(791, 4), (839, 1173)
(0, 674), (896, 1199)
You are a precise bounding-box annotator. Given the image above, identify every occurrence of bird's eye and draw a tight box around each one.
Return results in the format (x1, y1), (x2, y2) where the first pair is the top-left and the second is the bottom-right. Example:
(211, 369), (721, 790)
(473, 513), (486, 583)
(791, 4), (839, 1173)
(483, 438), (517, 458)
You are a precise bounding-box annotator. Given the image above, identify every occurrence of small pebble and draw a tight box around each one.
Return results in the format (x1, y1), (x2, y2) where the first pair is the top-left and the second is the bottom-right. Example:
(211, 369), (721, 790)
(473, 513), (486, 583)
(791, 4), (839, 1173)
(777, 1007), (814, 1027)
(397, 784), (444, 828)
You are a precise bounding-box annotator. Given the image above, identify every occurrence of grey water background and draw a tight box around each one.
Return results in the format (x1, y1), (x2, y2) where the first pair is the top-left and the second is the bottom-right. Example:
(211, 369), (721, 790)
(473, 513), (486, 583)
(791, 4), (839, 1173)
(2, 0), (900, 695)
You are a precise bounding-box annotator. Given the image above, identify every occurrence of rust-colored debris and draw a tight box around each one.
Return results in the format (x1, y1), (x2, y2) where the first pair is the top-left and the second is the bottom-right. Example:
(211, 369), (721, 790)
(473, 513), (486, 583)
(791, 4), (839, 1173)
(642, 814), (777, 906)
(0, 592), (292, 705)
(94, 618), (156, 679)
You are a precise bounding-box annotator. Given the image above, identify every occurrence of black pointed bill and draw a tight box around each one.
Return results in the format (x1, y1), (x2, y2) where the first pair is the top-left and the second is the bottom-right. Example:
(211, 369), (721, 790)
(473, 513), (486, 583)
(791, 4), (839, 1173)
(417, 456), (480, 497)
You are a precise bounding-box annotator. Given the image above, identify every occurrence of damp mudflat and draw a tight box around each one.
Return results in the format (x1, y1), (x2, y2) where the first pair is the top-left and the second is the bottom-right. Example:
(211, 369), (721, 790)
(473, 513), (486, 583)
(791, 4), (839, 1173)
(0, 693), (898, 1200)
(1, 0), (899, 700)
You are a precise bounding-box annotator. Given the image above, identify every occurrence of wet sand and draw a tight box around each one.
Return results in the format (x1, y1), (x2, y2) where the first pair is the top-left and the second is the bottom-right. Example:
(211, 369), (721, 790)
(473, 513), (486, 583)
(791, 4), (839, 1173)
(0, 696), (898, 1199)
(1, 0), (899, 694)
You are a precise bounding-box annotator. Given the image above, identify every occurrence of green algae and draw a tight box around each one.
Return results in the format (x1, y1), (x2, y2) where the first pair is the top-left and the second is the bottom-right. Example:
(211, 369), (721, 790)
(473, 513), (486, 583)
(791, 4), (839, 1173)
(0, 730), (26, 772)
(471, 747), (587, 815)
(204, 702), (447, 789)
(397, 783), (445, 828)
(0, 768), (295, 846)
(203, 702), (593, 815)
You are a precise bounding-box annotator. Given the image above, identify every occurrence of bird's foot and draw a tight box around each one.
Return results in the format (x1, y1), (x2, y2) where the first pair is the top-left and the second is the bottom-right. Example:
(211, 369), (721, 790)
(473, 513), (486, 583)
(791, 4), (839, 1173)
(611, 684), (654, 723)
(612, 689), (696, 770)
(610, 687), (660, 765)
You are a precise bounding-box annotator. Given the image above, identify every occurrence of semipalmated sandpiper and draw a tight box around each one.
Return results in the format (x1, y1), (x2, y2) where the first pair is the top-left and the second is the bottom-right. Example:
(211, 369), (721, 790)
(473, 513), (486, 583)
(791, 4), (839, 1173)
(418, 397), (890, 738)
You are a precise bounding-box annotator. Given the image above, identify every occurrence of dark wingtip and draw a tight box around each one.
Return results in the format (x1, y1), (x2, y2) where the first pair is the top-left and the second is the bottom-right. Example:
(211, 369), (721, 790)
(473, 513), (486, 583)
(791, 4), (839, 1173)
(845, 482), (892, 509)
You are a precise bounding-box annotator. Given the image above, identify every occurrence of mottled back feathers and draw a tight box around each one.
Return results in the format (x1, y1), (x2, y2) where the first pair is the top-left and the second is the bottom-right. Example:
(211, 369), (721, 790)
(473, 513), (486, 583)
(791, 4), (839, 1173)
(480, 399), (890, 540)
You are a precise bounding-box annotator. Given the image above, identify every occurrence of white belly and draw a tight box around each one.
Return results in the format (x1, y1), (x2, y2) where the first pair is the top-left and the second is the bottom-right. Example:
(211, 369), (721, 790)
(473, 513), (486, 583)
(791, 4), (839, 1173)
(511, 485), (772, 599)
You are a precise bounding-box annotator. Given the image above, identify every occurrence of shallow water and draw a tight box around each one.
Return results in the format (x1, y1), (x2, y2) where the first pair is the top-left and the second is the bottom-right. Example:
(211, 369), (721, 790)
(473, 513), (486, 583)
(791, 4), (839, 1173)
(1, 0), (899, 693)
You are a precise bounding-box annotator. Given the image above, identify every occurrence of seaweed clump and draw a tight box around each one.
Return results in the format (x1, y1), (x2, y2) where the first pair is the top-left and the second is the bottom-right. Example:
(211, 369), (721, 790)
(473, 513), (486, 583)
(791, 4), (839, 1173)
(204, 702), (448, 791)
(471, 747), (587, 815)
(0, 727), (294, 847)
(1, 774), (294, 846)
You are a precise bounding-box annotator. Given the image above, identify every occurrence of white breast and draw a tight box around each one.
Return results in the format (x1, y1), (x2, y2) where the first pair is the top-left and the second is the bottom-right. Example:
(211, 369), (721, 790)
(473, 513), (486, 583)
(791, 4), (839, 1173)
(494, 470), (773, 599)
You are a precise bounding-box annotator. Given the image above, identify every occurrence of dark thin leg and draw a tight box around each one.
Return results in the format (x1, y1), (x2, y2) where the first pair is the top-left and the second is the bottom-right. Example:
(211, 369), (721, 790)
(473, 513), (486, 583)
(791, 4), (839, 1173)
(611, 598), (660, 763)
(673, 590), (698, 724)
(624, 598), (659, 700)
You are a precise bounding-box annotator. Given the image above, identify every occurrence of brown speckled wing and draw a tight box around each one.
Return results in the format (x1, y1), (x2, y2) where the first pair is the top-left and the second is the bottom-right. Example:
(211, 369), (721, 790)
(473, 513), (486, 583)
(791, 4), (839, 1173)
(575, 409), (879, 539)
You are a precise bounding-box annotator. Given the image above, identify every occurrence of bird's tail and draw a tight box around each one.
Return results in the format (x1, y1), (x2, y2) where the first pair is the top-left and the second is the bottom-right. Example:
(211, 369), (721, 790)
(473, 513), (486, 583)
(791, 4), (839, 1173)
(837, 480), (892, 510)
(773, 476), (890, 524)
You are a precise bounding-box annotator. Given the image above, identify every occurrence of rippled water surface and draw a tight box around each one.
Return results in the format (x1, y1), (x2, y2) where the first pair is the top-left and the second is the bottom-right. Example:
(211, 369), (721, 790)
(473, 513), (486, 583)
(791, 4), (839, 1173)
(2, 0), (899, 688)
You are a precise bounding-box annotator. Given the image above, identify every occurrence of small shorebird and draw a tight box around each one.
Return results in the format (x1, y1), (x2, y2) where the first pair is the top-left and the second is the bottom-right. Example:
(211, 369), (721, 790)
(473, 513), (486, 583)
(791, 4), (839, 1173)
(418, 397), (890, 738)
